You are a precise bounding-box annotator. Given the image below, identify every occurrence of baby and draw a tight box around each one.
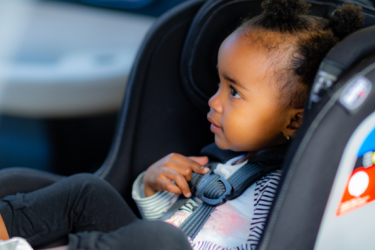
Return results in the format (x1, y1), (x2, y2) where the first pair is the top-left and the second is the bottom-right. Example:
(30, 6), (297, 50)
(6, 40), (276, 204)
(0, 0), (364, 250)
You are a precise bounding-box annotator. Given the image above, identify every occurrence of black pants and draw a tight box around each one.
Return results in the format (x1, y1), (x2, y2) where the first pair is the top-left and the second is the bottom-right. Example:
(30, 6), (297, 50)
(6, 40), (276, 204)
(0, 174), (191, 250)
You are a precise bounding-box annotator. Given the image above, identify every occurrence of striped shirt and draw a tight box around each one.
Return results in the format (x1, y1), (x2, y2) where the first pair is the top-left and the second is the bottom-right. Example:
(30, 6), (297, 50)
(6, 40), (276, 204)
(132, 160), (282, 250)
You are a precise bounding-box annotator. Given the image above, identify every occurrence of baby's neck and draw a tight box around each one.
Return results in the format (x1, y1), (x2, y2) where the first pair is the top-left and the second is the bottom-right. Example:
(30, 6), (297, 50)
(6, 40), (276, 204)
(233, 152), (253, 165)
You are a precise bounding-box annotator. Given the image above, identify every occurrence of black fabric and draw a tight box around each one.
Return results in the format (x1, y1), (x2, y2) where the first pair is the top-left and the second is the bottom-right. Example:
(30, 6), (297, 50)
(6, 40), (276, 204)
(0, 168), (63, 199)
(200, 143), (245, 163)
(68, 220), (191, 250)
(0, 174), (191, 250)
(201, 142), (288, 166)
(0, 174), (136, 248)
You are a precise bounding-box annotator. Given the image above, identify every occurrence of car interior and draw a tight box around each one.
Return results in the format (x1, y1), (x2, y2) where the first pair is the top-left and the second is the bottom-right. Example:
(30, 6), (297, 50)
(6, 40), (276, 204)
(0, 0), (375, 249)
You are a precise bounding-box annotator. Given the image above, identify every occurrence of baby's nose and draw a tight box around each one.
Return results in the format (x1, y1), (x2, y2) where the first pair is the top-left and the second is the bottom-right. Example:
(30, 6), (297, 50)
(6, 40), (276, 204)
(208, 94), (222, 113)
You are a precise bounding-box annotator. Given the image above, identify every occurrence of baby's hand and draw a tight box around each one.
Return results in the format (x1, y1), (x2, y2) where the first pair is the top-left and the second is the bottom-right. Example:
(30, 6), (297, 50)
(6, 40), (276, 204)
(143, 153), (210, 197)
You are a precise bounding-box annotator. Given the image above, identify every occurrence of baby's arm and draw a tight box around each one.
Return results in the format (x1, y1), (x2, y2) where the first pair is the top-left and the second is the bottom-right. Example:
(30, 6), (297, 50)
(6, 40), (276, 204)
(132, 172), (179, 220)
(132, 153), (209, 220)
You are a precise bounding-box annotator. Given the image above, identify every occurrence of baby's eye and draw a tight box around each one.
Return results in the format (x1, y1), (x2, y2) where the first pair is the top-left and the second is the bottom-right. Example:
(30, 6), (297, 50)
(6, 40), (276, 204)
(230, 86), (241, 98)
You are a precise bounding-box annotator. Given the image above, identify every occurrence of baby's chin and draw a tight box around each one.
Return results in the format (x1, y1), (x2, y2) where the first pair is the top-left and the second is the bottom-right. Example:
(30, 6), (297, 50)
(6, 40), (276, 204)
(214, 136), (229, 150)
(214, 136), (247, 152)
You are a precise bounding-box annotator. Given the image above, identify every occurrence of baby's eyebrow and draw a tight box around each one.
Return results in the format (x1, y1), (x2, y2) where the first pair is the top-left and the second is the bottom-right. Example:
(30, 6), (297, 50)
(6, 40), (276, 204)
(223, 73), (249, 91)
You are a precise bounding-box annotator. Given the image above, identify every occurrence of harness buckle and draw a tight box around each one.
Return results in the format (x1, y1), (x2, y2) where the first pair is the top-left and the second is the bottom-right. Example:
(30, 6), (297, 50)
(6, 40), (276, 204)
(195, 171), (233, 206)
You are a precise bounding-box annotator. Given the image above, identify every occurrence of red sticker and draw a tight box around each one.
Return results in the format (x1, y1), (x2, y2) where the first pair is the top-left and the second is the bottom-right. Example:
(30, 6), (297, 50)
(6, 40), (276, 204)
(337, 164), (375, 216)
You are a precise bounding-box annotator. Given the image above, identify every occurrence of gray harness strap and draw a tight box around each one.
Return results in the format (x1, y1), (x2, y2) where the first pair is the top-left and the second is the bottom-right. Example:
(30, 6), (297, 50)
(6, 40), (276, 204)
(159, 162), (219, 221)
(161, 160), (282, 239)
(160, 143), (287, 239)
(180, 161), (268, 239)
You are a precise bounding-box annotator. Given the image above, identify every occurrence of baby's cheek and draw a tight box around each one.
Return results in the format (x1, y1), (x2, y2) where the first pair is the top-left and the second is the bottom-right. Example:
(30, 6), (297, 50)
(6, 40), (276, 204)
(224, 125), (255, 151)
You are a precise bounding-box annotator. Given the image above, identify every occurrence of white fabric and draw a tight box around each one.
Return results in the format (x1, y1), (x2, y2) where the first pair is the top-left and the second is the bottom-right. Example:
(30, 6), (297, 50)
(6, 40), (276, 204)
(0, 237), (33, 250)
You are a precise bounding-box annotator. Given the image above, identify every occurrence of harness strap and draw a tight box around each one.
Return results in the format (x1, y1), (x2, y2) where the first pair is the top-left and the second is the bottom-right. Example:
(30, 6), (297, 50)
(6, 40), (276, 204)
(179, 203), (215, 239)
(180, 161), (283, 239)
(161, 143), (287, 239)
(159, 162), (219, 221)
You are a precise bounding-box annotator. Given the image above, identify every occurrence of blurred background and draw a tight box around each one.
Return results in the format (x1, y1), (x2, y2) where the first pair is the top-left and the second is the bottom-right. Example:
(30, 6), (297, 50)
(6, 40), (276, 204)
(0, 0), (185, 175)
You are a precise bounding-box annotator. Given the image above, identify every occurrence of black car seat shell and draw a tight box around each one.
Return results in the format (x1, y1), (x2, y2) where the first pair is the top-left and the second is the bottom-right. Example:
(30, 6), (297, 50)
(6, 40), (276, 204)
(96, 0), (211, 210)
(259, 50), (375, 250)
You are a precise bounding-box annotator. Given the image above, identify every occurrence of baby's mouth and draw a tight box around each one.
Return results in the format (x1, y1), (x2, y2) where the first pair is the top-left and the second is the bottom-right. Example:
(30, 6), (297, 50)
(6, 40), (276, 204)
(210, 123), (223, 133)
(207, 116), (223, 132)
(211, 122), (221, 129)
(207, 116), (220, 127)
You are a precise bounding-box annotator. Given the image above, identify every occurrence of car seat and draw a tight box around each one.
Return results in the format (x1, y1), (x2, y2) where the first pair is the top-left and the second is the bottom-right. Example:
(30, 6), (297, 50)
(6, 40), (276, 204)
(1, 0), (375, 249)
(258, 28), (375, 250)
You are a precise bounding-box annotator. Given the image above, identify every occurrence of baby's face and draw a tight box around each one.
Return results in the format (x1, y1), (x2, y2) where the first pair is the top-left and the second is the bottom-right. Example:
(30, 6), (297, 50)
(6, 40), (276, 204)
(207, 31), (290, 152)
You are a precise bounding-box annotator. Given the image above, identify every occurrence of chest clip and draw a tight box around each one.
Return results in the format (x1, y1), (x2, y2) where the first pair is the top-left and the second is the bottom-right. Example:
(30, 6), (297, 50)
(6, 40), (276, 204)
(195, 170), (233, 206)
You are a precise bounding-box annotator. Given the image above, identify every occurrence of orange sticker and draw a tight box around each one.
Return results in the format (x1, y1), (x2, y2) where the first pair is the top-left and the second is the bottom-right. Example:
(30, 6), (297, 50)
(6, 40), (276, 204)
(337, 164), (375, 216)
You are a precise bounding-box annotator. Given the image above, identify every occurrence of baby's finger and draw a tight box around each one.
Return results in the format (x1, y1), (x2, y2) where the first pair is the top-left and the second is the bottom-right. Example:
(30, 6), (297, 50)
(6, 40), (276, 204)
(187, 156), (210, 174)
(162, 159), (193, 181)
(189, 156), (209, 166)
(170, 154), (208, 174)
(166, 155), (201, 180)
(159, 178), (182, 195)
(163, 168), (191, 197)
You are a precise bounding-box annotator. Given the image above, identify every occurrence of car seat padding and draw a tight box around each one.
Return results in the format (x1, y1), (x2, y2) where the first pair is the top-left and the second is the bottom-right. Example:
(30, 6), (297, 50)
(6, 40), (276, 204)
(95, 0), (210, 214)
(309, 26), (375, 112)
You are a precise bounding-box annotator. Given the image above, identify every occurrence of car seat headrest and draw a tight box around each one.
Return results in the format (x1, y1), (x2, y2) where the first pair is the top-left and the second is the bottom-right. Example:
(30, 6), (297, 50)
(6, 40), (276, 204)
(180, 0), (375, 112)
(309, 25), (375, 109)
(180, 0), (263, 112)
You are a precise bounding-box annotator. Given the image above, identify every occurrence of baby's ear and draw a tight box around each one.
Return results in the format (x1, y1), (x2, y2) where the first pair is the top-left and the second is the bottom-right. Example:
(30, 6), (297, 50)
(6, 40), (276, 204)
(283, 108), (304, 139)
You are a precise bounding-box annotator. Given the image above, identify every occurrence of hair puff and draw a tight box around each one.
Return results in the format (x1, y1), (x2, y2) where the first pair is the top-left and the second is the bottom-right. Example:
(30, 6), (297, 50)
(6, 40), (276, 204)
(260, 0), (311, 31)
(329, 2), (364, 39)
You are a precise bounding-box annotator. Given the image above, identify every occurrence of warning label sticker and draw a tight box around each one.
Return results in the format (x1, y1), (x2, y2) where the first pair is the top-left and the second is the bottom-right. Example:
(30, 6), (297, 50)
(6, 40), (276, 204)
(337, 151), (375, 216)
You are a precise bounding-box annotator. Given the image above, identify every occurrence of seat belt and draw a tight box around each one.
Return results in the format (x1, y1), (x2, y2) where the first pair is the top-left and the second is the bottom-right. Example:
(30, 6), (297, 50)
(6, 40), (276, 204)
(161, 158), (283, 239)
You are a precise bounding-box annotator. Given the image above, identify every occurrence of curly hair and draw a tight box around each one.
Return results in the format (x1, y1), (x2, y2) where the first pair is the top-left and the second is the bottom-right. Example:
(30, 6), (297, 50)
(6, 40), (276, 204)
(237, 0), (364, 108)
